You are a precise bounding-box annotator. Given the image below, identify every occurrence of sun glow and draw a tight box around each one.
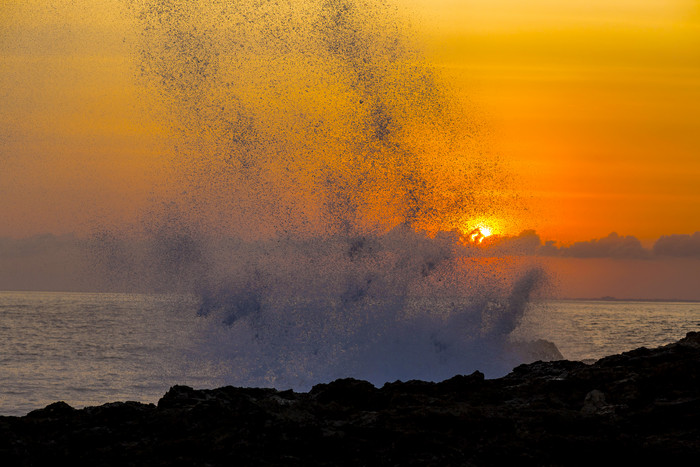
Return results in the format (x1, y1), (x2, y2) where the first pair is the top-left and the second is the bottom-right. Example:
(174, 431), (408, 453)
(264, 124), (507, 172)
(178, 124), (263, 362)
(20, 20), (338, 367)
(459, 219), (503, 245)
(469, 226), (493, 244)
(479, 226), (492, 238)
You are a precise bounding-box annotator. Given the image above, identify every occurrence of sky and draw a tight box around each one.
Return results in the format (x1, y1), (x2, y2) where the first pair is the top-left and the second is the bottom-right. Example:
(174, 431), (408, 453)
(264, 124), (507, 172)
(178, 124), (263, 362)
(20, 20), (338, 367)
(415, 0), (700, 243)
(1, 0), (699, 298)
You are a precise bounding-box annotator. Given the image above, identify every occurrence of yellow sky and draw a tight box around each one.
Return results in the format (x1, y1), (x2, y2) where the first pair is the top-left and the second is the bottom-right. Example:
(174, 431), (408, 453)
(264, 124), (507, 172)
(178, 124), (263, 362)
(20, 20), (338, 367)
(1, 0), (699, 243)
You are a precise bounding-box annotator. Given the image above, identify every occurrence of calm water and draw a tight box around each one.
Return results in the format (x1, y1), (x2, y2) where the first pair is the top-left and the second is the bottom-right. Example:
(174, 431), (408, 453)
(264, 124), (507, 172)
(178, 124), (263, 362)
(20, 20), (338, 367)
(514, 299), (700, 362)
(1, 291), (699, 416)
(0, 292), (228, 416)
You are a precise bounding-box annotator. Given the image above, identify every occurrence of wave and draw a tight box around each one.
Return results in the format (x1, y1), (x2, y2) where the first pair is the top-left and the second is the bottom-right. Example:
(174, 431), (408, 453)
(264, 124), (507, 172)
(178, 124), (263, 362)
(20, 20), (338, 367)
(91, 0), (553, 389)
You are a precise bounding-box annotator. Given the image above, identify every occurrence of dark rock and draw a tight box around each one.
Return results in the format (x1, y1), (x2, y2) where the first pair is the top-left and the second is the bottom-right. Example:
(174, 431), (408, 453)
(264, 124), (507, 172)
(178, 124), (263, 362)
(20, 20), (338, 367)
(438, 370), (485, 389)
(310, 378), (382, 410)
(508, 338), (565, 362)
(26, 401), (76, 419)
(2, 332), (700, 465)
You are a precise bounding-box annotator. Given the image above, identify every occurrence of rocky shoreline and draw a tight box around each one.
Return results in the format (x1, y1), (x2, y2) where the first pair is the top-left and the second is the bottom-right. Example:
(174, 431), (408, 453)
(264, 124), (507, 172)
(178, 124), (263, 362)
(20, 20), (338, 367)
(2, 332), (700, 465)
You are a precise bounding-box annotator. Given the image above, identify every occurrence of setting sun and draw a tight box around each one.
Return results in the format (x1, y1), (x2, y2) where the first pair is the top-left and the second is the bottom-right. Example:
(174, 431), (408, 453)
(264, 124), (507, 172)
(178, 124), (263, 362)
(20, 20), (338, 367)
(464, 225), (496, 244)
(459, 217), (504, 244)
(470, 227), (491, 244)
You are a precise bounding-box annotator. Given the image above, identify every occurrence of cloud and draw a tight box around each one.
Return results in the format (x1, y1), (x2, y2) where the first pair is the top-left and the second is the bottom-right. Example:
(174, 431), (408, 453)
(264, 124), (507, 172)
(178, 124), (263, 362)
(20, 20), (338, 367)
(3, 230), (700, 293)
(0, 234), (91, 291)
(535, 231), (700, 260)
(487, 229), (543, 256)
(653, 232), (700, 257)
(487, 231), (651, 259)
(0, 234), (80, 259)
(558, 232), (650, 259)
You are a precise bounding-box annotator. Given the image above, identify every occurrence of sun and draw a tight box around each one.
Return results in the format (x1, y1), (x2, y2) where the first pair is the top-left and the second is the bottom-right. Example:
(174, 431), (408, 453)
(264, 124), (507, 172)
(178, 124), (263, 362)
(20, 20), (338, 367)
(469, 226), (493, 244)
(460, 219), (502, 245)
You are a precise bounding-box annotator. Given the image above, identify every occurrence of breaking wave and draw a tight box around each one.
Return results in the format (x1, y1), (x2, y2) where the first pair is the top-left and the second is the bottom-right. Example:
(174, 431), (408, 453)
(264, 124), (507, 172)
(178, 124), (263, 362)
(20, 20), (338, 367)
(94, 0), (553, 388)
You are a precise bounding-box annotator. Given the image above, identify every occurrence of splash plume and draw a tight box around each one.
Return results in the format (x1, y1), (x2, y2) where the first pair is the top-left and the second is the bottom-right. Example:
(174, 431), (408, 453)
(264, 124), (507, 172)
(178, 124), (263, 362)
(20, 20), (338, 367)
(101, 0), (550, 388)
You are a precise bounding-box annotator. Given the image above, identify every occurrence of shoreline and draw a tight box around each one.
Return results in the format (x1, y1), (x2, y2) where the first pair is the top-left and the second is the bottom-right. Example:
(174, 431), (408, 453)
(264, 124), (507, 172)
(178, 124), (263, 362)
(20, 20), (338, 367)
(2, 332), (699, 464)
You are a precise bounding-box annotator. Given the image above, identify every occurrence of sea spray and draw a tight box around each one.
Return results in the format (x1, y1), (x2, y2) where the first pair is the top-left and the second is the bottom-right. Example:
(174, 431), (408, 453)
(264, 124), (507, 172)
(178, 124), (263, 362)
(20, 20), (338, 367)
(189, 229), (549, 386)
(93, 0), (555, 388)
(126, 0), (517, 237)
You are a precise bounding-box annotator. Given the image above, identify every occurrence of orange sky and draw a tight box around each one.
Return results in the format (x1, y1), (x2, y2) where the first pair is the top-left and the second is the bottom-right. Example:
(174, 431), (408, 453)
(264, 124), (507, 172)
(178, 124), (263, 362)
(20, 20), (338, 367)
(415, 0), (700, 243)
(1, 0), (699, 244)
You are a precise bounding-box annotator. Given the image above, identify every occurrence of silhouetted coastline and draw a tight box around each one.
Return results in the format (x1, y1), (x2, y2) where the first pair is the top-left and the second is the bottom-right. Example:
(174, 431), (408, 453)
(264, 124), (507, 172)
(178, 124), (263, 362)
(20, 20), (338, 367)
(2, 332), (699, 465)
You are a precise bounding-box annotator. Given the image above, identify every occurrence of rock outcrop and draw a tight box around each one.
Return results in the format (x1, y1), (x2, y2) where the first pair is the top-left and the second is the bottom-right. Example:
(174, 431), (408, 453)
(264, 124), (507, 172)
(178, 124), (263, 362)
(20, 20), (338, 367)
(2, 332), (700, 465)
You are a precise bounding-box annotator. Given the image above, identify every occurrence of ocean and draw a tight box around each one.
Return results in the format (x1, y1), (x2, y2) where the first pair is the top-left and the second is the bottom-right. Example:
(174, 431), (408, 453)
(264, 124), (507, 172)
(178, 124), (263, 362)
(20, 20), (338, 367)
(1, 290), (698, 416)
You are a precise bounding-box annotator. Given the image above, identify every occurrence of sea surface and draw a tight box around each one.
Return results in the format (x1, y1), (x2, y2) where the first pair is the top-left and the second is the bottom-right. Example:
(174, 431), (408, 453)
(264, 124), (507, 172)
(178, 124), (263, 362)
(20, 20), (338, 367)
(1, 291), (699, 416)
